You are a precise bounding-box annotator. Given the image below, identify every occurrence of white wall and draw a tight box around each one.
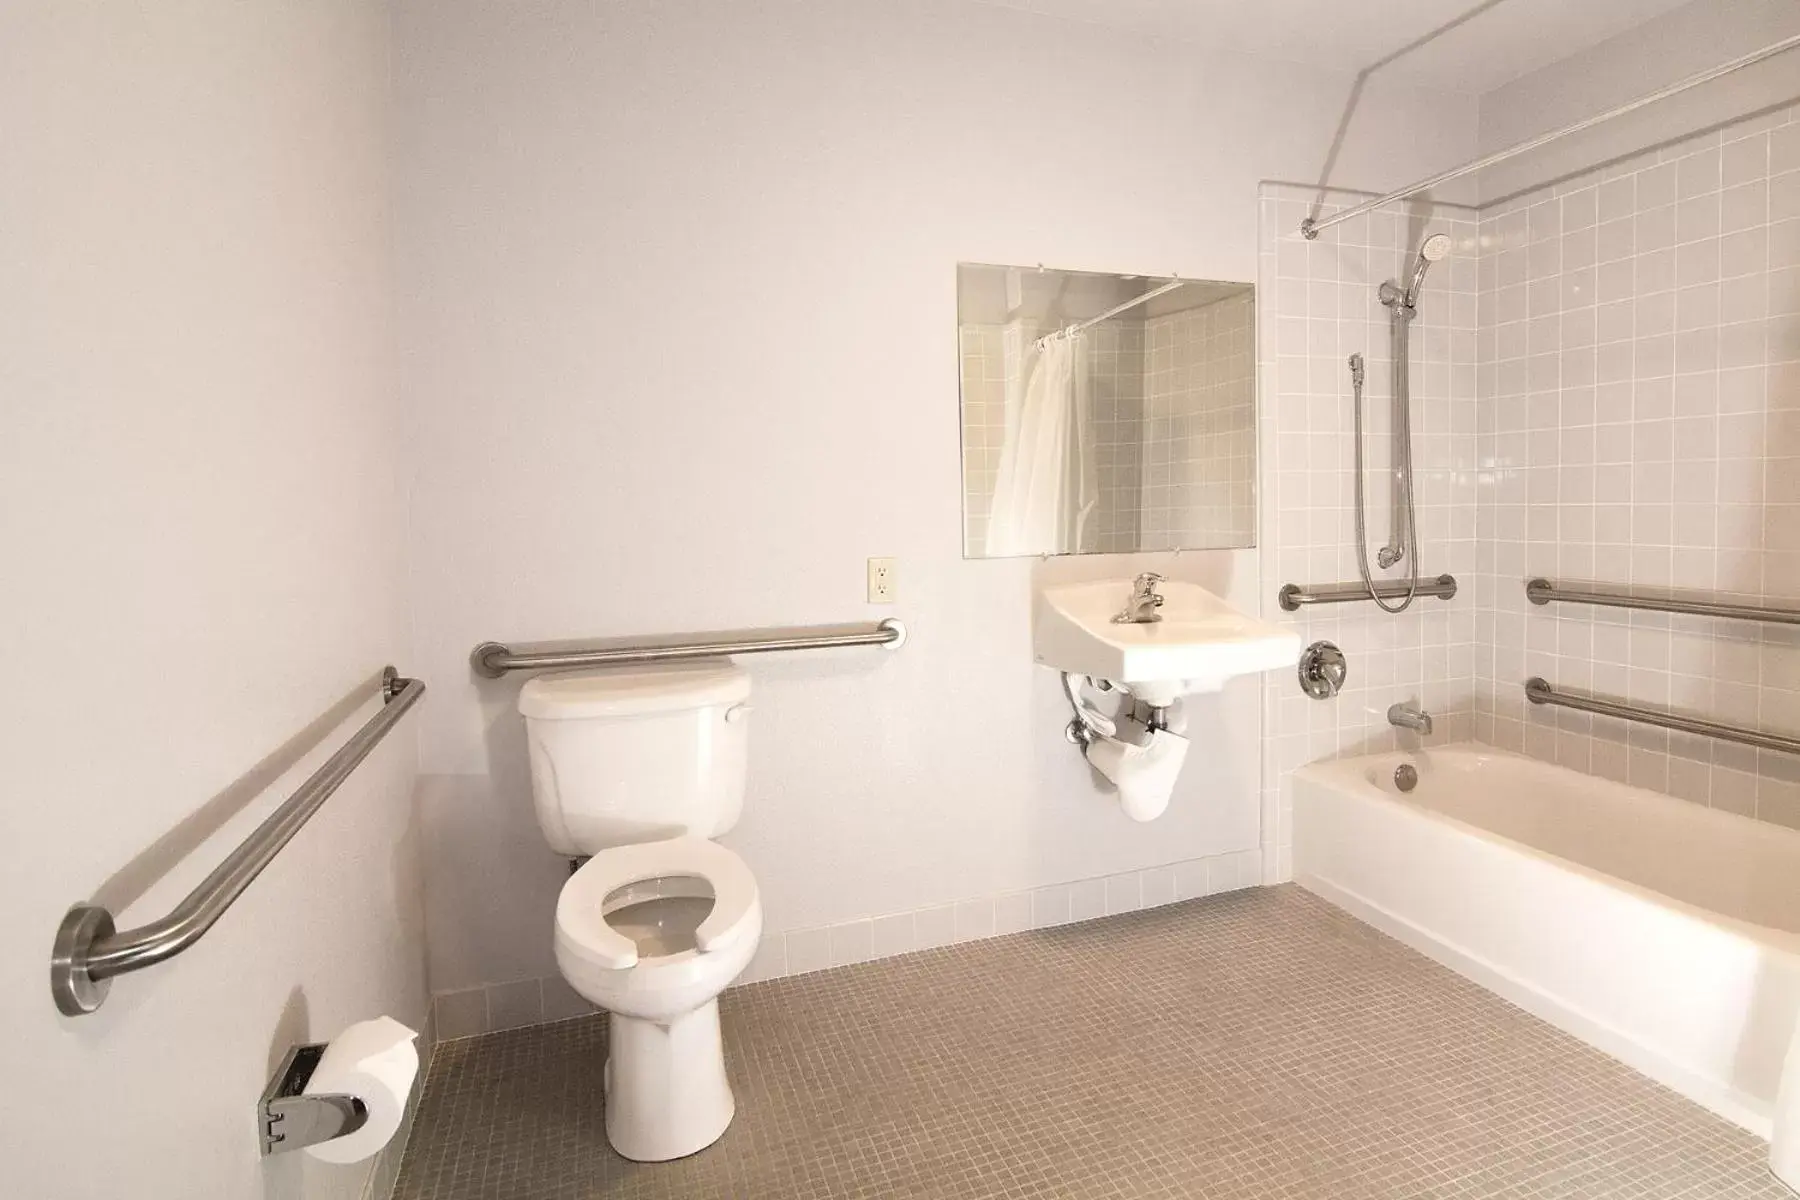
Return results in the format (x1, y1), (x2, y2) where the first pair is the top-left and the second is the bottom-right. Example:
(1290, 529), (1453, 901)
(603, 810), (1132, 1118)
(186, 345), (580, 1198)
(394, 0), (1479, 1025)
(0, 4), (422, 1197)
(1476, 0), (1800, 205)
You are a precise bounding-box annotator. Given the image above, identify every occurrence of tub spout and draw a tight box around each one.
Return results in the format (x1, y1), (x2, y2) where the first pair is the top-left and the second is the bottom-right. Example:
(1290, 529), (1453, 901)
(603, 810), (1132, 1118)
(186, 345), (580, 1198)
(1388, 702), (1433, 735)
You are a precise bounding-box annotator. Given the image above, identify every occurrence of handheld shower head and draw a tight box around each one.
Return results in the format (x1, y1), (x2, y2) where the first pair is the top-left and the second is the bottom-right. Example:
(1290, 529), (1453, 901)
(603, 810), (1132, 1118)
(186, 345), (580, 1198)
(1403, 233), (1453, 308)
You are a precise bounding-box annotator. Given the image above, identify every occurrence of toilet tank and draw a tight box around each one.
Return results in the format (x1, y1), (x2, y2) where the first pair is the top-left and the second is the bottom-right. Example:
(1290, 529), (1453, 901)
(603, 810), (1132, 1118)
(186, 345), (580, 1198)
(517, 659), (750, 856)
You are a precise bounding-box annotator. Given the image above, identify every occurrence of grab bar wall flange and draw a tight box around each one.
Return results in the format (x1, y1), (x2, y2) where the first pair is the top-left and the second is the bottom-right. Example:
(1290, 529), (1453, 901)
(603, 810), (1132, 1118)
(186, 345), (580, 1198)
(471, 617), (907, 678)
(1526, 577), (1800, 626)
(51, 668), (425, 1016)
(1523, 677), (1800, 757)
(1278, 574), (1457, 612)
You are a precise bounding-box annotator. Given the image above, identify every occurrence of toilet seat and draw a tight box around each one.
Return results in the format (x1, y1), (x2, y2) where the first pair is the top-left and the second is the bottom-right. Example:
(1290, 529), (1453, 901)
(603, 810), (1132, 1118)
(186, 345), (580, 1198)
(557, 837), (758, 971)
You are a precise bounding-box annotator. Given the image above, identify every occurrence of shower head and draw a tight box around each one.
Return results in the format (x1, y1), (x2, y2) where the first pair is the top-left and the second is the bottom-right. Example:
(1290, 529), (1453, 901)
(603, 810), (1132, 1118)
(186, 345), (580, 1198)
(1403, 233), (1454, 308)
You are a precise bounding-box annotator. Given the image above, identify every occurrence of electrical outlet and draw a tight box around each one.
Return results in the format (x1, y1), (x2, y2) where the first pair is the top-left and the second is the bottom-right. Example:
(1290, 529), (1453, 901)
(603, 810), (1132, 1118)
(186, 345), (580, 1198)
(867, 557), (897, 603)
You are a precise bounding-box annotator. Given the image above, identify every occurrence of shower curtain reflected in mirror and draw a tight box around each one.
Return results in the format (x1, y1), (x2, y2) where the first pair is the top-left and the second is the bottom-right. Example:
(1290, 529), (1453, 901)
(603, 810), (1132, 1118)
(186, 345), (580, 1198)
(985, 331), (1096, 556)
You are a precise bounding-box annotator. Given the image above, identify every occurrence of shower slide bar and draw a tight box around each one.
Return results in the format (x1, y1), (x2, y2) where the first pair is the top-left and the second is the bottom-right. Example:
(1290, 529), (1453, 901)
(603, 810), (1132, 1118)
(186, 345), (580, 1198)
(1526, 577), (1800, 626)
(470, 618), (907, 678)
(1278, 574), (1458, 612)
(1300, 31), (1800, 240)
(1524, 677), (1800, 758)
(51, 668), (426, 1016)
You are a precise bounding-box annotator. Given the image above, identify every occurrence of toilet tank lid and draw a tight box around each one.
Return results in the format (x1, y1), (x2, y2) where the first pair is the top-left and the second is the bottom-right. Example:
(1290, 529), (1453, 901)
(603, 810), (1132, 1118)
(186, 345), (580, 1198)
(518, 659), (750, 719)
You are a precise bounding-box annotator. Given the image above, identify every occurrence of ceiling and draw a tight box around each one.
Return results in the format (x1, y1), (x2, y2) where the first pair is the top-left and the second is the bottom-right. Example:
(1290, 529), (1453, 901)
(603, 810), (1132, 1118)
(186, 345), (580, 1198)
(965, 0), (1698, 94)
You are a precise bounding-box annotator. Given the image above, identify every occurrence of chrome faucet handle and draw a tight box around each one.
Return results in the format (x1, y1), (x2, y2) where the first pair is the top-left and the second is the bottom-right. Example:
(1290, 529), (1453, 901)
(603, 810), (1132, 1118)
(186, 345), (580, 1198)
(1111, 572), (1167, 624)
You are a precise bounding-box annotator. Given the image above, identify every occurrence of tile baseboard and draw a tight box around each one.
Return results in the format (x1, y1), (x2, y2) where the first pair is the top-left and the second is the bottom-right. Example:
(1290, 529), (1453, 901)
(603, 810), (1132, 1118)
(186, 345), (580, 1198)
(428, 849), (1263, 1041)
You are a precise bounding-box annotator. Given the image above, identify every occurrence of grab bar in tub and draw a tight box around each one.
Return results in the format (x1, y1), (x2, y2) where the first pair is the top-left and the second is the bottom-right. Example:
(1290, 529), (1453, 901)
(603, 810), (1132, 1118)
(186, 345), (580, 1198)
(1526, 578), (1800, 626)
(1523, 678), (1800, 757)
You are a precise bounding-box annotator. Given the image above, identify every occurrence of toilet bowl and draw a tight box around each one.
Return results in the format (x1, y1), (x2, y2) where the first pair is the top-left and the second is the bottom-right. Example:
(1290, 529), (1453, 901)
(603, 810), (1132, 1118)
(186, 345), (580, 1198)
(556, 836), (762, 1162)
(519, 660), (761, 1162)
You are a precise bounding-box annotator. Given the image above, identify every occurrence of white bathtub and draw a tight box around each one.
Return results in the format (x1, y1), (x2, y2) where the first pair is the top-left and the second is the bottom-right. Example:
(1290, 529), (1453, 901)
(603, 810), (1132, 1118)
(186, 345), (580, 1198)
(1293, 742), (1800, 1136)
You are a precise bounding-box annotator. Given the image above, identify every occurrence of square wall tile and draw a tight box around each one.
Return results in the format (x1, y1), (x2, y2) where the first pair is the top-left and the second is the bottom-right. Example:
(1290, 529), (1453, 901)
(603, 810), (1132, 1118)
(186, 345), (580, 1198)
(871, 913), (916, 958)
(1069, 878), (1107, 922)
(914, 904), (958, 950)
(993, 892), (1033, 935)
(829, 920), (874, 967)
(1031, 885), (1072, 928)
(433, 987), (487, 1042)
(486, 978), (543, 1032)
(784, 927), (832, 976)
(954, 898), (996, 941)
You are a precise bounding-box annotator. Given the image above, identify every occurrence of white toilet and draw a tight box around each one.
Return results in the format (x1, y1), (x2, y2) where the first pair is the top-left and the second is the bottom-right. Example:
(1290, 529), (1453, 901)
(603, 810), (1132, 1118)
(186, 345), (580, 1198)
(518, 659), (763, 1163)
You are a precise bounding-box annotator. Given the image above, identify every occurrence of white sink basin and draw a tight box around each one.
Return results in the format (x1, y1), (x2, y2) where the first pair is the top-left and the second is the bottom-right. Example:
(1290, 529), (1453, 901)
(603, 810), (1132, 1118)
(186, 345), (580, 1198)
(1033, 579), (1299, 701)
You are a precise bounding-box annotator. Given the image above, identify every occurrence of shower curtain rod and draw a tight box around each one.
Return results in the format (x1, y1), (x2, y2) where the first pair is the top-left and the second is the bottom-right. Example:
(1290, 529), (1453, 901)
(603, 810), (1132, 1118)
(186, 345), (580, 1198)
(1036, 278), (1188, 345)
(1300, 31), (1800, 240)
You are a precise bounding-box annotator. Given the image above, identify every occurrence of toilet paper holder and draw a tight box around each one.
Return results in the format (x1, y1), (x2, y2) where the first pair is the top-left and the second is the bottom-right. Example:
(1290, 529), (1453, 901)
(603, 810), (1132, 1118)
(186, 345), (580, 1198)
(259, 1043), (369, 1157)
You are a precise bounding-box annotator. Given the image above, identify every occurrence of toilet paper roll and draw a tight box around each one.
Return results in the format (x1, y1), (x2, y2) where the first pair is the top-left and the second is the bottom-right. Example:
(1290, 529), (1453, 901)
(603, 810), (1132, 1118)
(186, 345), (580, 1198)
(302, 1016), (419, 1164)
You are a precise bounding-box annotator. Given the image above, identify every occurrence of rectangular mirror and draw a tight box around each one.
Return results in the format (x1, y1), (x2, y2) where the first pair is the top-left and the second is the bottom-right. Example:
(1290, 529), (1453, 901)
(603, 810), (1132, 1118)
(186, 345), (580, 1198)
(957, 263), (1255, 558)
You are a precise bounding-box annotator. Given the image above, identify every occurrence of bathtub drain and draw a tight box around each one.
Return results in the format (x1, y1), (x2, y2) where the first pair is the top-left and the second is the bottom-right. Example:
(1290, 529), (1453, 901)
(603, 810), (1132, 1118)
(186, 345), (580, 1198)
(1394, 763), (1419, 793)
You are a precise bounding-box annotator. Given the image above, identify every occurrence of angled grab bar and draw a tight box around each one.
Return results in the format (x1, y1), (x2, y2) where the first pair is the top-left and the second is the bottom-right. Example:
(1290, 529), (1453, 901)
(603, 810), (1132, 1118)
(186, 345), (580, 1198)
(51, 668), (425, 1016)
(470, 618), (907, 677)
(1524, 677), (1800, 757)
(1526, 578), (1800, 626)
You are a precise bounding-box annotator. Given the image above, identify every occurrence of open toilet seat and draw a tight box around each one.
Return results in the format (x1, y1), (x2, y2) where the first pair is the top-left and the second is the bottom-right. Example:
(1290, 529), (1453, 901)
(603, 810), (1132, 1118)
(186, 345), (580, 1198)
(556, 836), (759, 972)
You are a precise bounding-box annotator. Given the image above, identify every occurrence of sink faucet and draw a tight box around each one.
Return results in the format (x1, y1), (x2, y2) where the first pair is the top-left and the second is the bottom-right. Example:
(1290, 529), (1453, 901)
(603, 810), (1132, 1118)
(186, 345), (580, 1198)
(1111, 572), (1165, 624)
(1388, 702), (1433, 736)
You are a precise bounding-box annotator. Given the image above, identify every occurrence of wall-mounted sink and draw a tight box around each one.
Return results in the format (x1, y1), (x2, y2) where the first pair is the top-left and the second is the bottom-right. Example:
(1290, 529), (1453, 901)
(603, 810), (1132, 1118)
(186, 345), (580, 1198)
(1033, 578), (1299, 703)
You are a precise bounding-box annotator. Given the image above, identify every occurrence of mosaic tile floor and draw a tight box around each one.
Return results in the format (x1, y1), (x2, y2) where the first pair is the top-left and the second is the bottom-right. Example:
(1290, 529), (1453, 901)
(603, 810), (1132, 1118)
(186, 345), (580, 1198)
(391, 885), (1785, 1199)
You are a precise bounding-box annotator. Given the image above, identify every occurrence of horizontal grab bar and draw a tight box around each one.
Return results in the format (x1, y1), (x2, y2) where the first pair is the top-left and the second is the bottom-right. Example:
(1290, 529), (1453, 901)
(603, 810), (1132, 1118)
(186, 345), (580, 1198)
(52, 668), (426, 1016)
(1526, 578), (1800, 626)
(1524, 677), (1800, 757)
(471, 618), (907, 678)
(1278, 575), (1457, 612)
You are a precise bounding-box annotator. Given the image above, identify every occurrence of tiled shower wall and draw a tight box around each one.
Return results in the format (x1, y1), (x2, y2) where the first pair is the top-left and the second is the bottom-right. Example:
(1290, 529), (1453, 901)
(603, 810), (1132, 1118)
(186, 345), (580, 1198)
(1474, 106), (1800, 826)
(1257, 184), (1480, 882)
(1141, 294), (1256, 549)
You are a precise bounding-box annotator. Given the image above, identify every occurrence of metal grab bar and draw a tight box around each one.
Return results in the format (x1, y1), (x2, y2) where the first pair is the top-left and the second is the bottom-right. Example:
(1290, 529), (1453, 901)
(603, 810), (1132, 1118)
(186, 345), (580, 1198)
(471, 618), (907, 678)
(1524, 677), (1800, 757)
(1278, 575), (1457, 612)
(52, 668), (425, 1016)
(1526, 578), (1800, 626)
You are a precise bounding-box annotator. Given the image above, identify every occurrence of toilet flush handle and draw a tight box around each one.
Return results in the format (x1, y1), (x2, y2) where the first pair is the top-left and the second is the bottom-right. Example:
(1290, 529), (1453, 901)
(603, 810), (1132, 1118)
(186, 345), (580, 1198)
(724, 703), (751, 724)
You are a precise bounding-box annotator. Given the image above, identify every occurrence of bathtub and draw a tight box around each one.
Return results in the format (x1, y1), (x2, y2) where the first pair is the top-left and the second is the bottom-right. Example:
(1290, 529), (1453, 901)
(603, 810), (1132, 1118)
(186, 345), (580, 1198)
(1293, 743), (1800, 1136)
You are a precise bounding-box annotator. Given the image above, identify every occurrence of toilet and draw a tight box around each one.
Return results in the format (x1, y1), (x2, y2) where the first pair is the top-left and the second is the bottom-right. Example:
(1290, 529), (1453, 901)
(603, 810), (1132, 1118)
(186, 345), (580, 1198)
(518, 659), (762, 1163)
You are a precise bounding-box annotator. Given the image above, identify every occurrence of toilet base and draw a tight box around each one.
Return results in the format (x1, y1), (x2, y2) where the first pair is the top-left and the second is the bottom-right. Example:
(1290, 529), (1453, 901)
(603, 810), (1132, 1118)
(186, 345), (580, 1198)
(604, 1000), (736, 1162)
